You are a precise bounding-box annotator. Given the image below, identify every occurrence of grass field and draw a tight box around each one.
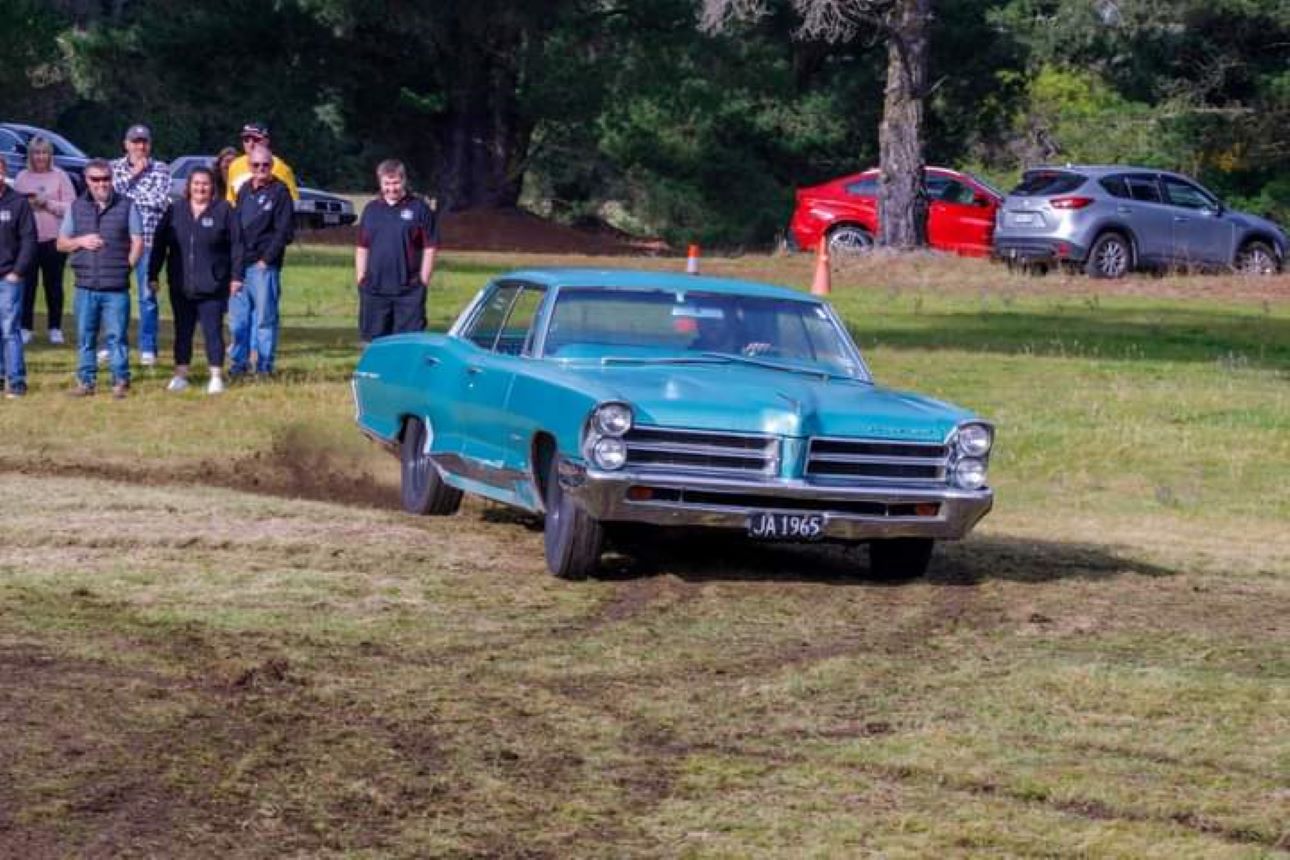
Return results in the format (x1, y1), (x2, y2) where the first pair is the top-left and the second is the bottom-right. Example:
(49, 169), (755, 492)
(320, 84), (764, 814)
(1, 247), (1288, 857)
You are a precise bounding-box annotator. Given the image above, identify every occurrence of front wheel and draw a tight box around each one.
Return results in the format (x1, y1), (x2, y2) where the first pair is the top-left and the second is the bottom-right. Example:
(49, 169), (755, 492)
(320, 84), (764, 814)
(1235, 241), (1278, 275)
(868, 538), (934, 581)
(543, 458), (604, 580)
(400, 418), (463, 515)
(826, 225), (874, 258)
(1085, 233), (1131, 279)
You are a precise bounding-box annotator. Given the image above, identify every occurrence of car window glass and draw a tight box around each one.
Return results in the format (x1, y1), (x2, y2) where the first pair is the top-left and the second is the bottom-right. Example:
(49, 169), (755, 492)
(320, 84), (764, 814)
(1162, 178), (1215, 210)
(1099, 175), (1130, 199)
(844, 176), (877, 197)
(497, 286), (546, 356)
(464, 285), (521, 350)
(1011, 171), (1084, 196)
(1124, 176), (1162, 204)
(0, 130), (23, 153)
(935, 179), (976, 204)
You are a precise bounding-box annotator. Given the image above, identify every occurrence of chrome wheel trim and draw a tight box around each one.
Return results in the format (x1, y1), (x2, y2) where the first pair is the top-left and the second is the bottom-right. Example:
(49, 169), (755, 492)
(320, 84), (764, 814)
(1095, 239), (1128, 277)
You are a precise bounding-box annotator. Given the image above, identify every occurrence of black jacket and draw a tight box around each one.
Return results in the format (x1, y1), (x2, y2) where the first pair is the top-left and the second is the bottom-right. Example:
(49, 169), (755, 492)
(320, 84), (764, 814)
(68, 191), (135, 292)
(235, 177), (294, 269)
(0, 185), (38, 281)
(150, 199), (243, 300)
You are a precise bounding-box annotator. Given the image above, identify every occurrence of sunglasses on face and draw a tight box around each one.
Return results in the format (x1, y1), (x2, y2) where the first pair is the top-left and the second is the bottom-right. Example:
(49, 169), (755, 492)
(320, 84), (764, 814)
(86, 175), (112, 183)
(250, 161), (272, 169)
(242, 135), (264, 143)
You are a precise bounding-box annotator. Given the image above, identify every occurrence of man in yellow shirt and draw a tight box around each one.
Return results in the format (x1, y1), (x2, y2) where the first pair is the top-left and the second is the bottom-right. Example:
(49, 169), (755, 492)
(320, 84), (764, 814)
(225, 122), (300, 203)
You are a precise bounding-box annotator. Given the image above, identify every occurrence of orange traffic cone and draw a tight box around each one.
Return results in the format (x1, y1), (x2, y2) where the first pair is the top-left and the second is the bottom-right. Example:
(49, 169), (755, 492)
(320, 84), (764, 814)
(810, 237), (831, 296)
(686, 244), (700, 275)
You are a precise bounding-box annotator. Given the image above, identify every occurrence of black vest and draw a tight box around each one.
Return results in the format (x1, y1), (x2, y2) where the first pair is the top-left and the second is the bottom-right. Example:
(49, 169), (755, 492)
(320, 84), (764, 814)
(69, 193), (134, 292)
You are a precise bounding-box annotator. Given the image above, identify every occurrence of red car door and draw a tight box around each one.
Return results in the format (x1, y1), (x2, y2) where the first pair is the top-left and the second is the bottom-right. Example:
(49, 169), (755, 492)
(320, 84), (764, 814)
(925, 173), (998, 257)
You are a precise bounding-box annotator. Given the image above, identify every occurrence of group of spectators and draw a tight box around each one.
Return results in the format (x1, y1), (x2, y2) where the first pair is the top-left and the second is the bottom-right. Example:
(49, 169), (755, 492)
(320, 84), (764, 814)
(0, 120), (439, 399)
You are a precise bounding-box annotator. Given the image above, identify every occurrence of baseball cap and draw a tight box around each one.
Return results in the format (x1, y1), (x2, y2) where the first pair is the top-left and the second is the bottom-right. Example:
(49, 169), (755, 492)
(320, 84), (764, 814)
(240, 121), (271, 139)
(125, 123), (152, 142)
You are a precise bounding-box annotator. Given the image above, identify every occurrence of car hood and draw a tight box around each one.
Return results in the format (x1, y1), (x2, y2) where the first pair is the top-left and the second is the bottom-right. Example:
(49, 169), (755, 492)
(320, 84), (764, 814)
(563, 363), (973, 441)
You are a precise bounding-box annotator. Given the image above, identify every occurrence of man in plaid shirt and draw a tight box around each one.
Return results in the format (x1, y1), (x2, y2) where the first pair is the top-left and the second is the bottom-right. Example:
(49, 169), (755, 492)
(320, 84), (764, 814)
(111, 123), (171, 367)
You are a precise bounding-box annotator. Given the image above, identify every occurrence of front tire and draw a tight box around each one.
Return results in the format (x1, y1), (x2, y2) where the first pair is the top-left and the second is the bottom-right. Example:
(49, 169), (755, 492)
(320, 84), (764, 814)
(543, 458), (604, 580)
(1085, 233), (1131, 279)
(400, 418), (463, 515)
(826, 224), (874, 257)
(868, 538), (934, 581)
(1235, 241), (1278, 275)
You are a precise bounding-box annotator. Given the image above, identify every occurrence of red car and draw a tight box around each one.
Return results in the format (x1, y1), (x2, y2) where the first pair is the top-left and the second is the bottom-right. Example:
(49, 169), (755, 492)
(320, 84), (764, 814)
(789, 167), (1003, 258)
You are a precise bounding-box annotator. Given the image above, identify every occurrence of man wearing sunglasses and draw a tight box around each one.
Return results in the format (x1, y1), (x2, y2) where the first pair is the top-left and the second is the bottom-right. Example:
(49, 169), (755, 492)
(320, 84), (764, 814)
(225, 122), (299, 204)
(230, 144), (294, 378)
(57, 159), (144, 399)
(110, 123), (171, 368)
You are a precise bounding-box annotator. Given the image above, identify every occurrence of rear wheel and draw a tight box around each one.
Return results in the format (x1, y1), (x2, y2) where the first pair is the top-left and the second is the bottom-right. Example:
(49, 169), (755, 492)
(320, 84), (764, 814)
(868, 538), (934, 581)
(1085, 233), (1131, 279)
(543, 458), (604, 580)
(826, 224), (874, 257)
(1235, 241), (1278, 275)
(400, 418), (463, 515)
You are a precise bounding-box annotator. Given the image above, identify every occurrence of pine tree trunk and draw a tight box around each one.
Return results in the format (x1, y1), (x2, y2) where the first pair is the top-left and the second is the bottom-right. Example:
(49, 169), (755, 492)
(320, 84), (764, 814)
(877, 0), (931, 249)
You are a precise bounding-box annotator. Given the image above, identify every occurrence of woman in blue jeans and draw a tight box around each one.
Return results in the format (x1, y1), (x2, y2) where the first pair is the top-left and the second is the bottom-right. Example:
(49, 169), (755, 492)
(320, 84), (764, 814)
(149, 167), (242, 394)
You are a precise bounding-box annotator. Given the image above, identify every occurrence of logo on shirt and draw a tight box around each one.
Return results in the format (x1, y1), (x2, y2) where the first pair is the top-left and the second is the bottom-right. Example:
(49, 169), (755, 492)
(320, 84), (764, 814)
(0, 211), (10, 223)
(201, 217), (215, 228)
(400, 208), (414, 221)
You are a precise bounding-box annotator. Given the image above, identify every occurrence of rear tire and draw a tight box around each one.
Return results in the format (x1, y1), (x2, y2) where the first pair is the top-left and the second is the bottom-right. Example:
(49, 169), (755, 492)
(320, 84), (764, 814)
(1235, 241), (1278, 275)
(543, 458), (604, 580)
(400, 418), (463, 515)
(826, 224), (874, 257)
(868, 538), (934, 581)
(1085, 233), (1131, 279)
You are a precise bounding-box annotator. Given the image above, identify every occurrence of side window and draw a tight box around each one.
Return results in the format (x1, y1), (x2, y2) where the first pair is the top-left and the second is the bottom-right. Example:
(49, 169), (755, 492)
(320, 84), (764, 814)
(1099, 175), (1130, 199)
(1162, 178), (1215, 210)
(937, 179), (975, 205)
(1124, 176), (1162, 204)
(464, 285), (521, 350)
(497, 286), (547, 356)
(844, 177), (877, 197)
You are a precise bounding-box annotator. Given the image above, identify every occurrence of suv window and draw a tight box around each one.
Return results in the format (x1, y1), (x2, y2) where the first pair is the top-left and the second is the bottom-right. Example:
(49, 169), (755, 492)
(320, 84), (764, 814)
(1124, 175), (1162, 204)
(1099, 175), (1130, 199)
(844, 176), (877, 197)
(1011, 171), (1084, 196)
(929, 177), (976, 205)
(464, 284), (521, 350)
(1162, 177), (1216, 210)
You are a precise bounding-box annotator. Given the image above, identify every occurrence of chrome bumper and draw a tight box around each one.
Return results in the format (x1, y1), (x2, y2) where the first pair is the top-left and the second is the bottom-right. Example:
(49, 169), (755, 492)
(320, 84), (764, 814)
(559, 460), (993, 541)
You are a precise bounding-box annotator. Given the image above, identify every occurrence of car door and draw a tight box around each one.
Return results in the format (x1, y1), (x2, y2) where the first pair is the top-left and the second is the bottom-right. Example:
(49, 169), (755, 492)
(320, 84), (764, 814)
(925, 173), (996, 256)
(1160, 175), (1233, 267)
(1118, 174), (1173, 265)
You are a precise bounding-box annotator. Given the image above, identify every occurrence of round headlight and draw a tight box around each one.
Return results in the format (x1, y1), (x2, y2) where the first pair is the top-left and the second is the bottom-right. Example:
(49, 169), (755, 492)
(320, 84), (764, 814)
(956, 423), (992, 458)
(592, 437), (628, 470)
(594, 403), (633, 436)
(953, 457), (988, 490)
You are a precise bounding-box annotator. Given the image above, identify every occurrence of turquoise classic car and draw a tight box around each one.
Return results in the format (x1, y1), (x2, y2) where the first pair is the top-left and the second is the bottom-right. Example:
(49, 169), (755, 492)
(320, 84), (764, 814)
(352, 269), (994, 580)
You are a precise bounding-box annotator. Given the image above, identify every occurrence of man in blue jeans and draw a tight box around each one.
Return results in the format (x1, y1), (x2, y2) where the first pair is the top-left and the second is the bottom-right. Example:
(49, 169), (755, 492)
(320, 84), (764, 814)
(110, 123), (171, 367)
(230, 144), (293, 378)
(57, 159), (143, 399)
(0, 157), (38, 398)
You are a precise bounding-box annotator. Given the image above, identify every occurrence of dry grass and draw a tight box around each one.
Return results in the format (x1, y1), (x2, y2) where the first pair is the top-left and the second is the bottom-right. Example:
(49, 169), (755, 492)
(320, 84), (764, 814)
(1, 247), (1287, 857)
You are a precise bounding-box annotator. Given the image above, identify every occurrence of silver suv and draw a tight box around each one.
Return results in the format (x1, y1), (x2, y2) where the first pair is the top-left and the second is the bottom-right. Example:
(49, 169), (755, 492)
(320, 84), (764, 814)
(994, 165), (1286, 278)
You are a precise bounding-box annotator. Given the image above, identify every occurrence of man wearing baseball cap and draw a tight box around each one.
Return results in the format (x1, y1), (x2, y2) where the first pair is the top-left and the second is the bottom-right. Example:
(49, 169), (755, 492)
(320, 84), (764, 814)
(110, 122), (171, 367)
(225, 122), (299, 203)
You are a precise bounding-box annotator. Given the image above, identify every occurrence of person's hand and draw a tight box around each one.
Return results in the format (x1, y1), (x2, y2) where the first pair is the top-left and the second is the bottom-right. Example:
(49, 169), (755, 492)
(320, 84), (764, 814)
(256, 260), (267, 270)
(32, 192), (47, 208)
(79, 233), (105, 251)
(230, 280), (243, 295)
(3, 273), (21, 284)
(741, 342), (774, 357)
(148, 280), (159, 294)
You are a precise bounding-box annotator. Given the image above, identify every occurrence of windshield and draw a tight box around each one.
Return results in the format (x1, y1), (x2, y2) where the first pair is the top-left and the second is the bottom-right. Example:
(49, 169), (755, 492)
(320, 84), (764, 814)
(543, 287), (867, 379)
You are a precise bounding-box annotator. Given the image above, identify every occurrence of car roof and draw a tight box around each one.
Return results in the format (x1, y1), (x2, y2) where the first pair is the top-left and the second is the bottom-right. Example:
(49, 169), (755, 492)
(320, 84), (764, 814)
(499, 268), (814, 301)
(1025, 165), (1192, 179)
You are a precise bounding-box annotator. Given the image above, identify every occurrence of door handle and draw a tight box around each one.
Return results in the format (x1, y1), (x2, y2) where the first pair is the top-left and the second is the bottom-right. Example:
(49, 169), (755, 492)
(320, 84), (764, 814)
(423, 355), (439, 366)
(1173, 216), (1188, 223)
(1116, 206), (1131, 214)
(465, 366), (483, 376)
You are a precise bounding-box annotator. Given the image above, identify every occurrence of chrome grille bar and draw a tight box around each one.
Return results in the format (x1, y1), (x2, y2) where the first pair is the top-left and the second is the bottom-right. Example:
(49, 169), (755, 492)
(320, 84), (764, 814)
(807, 436), (949, 484)
(624, 426), (779, 476)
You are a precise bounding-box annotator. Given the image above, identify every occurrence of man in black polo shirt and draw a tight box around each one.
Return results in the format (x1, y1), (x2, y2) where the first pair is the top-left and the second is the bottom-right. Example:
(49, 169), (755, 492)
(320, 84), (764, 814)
(354, 160), (438, 342)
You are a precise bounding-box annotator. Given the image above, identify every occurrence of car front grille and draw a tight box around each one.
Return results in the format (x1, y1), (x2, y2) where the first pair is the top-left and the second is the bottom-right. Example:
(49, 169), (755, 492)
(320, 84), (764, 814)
(624, 426), (779, 476)
(806, 437), (948, 484)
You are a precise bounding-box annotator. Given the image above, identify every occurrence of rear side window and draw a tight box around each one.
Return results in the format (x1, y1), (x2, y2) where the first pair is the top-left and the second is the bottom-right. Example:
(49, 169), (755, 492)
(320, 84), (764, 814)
(844, 177), (877, 197)
(1099, 175), (1130, 199)
(1124, 176), (1162, 204)
(1011, 171), (1085, 196)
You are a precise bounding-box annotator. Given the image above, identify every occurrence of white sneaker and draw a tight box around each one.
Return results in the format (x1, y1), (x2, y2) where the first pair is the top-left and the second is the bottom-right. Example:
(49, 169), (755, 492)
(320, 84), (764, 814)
(165, 375), (189, 392)
(141, 351), (158, 367)
(48, 328), (65, 345)
(206, 374), (226, 395)
(97, 348), (109, 366)
(20, 329), (32, 345)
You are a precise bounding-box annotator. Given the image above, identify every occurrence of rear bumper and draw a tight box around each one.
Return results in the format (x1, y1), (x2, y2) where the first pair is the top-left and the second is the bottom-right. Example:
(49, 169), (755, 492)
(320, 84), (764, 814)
(560, 460), (993, 542)
(994, 237), (1089, 265)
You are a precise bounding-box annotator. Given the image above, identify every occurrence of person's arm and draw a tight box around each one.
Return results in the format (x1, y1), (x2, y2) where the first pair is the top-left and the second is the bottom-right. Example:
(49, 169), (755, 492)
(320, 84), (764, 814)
(49, 169), (76, 217)
(419, 201), (438, 285)
(258, 184), (294, 265)
(12, 201), (39, 280)
(55, 208), (89, 253)
(228, 207), (244, 294)
(148, 209), (171, 284)
(354, 205), (370, 286)
(420, 247), (436, 286)
(127, 204), (144, 268)
(355, 246), (368, 286)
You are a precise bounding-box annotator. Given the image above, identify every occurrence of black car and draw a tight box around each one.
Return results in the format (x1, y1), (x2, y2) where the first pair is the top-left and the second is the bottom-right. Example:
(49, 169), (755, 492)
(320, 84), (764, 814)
(168, 154), (357, 229)
(0, 122), (89, 191)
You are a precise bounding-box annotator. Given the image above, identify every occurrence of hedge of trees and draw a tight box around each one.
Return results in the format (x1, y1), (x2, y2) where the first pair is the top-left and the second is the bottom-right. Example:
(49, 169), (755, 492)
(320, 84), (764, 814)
(10, 0), (1288, 247)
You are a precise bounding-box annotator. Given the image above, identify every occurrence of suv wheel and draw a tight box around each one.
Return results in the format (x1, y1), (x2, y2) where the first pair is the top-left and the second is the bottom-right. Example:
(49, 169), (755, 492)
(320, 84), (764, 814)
(826, 225), (874, 257)
(1085, 233), (1131, 279)
(1235, 241), (1278, 275)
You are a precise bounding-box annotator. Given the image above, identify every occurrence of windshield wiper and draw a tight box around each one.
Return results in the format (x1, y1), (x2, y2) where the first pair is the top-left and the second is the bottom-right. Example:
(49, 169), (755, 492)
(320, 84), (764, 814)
(597, 355), (733, 366)
(699, 352), (858, 381)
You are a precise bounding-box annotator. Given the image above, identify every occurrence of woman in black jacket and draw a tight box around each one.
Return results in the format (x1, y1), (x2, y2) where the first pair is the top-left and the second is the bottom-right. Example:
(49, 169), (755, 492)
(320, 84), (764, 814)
(149, 167), (242, 394)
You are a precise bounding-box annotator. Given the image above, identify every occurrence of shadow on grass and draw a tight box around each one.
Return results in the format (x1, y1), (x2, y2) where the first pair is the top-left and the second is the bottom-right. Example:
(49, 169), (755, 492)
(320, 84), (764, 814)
(599, 529), (1173, 585)
(850, 306), (1290, 369)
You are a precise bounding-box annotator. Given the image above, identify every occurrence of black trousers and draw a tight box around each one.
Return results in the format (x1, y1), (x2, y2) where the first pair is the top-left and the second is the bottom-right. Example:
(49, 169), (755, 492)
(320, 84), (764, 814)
(359, 284), (427, 342)
(22, 240), (66, 331)
(170, 286), (227, 368)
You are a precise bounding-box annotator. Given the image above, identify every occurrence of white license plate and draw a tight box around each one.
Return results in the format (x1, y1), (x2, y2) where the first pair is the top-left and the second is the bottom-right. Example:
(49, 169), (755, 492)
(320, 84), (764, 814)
(1011, 213), (1035, 225)
(747, 512), (826, 541)
(324, 213), (341, 225)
